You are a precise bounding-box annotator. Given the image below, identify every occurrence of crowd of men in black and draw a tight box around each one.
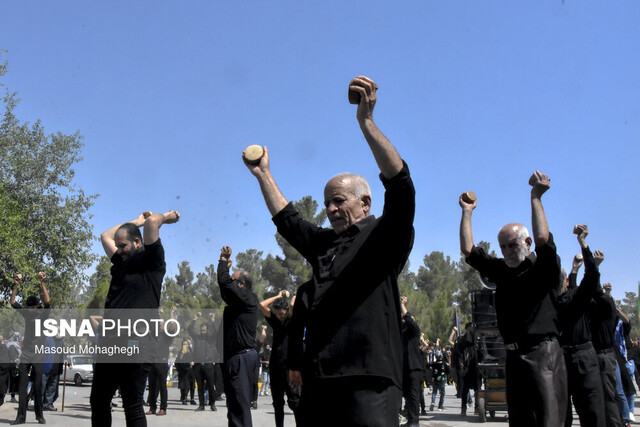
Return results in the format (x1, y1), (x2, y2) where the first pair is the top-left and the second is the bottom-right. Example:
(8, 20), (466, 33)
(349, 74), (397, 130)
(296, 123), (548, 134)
(1, 75), (637, 427)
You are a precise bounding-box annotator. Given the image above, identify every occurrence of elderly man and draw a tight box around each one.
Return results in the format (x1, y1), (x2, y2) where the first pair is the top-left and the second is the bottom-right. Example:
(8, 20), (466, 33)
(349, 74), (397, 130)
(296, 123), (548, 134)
(244, 76), (415, 426)
(91, 210), (180, 427)
(459, 171), (566, 426)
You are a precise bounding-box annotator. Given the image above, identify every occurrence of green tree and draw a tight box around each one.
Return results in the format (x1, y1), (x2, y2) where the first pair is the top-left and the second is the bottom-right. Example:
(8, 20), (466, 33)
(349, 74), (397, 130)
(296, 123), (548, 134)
(83, 256), (112, 309)
(0, 52), (97, 304)
(235, 249), (268, 300)
(416, 251), (459, 303)
(457, 240), (494, 322)
(0, 183), (35, 299)
(617, 291), (640, 339)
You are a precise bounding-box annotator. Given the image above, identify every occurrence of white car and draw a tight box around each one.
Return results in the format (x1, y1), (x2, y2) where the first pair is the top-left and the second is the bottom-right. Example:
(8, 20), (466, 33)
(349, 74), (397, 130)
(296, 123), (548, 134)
(64, 355), (94, 386)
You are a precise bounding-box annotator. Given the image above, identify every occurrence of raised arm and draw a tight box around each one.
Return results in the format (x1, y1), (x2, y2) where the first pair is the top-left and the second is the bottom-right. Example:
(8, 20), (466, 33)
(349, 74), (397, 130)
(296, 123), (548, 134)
(529, 170), (551, 247)
(349, 76), (403, 178)
(38, 272), (50, 306)
(100, 212), (148, 258)
(143, 210), (181, 245)
(243, 147), (288, 216)
(10, 273), (21, 306)
(259, 290), (290, 318)
(459, 193), (477, 257)
(448, 327), (458, 347)
(400, 296), (408, 317)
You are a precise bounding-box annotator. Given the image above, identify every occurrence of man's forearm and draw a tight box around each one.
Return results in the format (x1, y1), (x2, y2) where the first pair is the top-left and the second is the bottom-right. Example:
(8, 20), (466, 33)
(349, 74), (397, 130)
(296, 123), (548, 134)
(460, 210), (474, 257)
(530, 196), (549, 246)
(359, 118), (403, 179)
(256, 172), (288, 217)
(40, 282), (50, 306)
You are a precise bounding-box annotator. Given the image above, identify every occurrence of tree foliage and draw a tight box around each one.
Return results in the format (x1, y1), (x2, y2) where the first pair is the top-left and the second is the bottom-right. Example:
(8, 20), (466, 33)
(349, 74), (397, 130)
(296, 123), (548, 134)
(0, 52), (97, 304)
(161, 261), (221, 309)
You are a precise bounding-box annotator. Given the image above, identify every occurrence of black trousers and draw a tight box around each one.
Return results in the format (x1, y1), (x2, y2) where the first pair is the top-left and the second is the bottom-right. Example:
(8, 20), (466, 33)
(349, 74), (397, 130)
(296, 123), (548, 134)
(0, 365), (10, 404)
(563, 343), (605, 427)
(17, 362), (43, 420)
(299, 376), (402, 427)
(252, 356), (259, 402)
(402, 369), (423, 423)
(214, 363), (224, 398)
(194, 363), (216, 407)
(147, 362), (169, 411)
(223, 349), (258, 427)
(505, 338), (567, 427)
(596, 350), (625, 427)
(90, 363), (149, 427)
(269, 364), (301, 427)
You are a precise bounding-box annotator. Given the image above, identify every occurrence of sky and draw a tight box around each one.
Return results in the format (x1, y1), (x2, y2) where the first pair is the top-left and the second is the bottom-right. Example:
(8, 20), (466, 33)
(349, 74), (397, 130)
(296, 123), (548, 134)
(1, 1), (638, 301)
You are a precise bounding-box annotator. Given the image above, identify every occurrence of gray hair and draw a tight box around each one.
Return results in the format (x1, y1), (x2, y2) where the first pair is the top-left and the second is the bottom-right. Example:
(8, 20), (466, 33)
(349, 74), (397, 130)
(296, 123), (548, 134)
(332, 173), (371, 199)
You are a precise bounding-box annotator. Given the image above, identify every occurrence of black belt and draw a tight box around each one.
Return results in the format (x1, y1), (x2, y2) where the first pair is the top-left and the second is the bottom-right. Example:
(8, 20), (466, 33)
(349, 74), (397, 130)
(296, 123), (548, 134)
(237, 348), (254, 355)
(562, 341), (593, 353)
(596, 348), (614, 355)
(505, 335), (557, 352)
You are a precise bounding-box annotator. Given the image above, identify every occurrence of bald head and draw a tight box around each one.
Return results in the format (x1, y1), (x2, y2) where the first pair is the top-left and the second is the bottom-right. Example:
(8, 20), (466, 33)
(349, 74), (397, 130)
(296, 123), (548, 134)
(498, 223), (532, 268)
(324, 173), (372, 234)
(326, 174), (371, 200)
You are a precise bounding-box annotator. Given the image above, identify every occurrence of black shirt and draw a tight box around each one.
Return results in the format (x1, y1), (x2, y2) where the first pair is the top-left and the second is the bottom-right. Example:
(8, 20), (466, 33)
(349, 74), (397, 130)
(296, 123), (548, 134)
(402, 312), (423, 373)
(106, 239), (166, 309)
(217, 260), (259, 362)
(153, 329), (175, 363)
(187, 319), (217, 363)
(589, 290), (618, 351)
(11, 302), (50, 359)
(466, 233), (562, 345)
(265, 311), (291, 369)
(277, 163), (415, 387)
(558, 246), (600, 346)
(430, 360), (450, 382)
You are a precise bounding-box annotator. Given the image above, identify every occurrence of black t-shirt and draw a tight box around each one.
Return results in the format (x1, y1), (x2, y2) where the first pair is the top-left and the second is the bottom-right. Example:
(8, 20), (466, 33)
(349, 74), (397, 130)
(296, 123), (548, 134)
(105, 239), (166, 309)
(466, 233), (562, 345)
(187, 319), (218, 363)
(278, 163), (415, 388)
(12, 302), (50, 359)
(153, 330), (175, 363)
(265, 312), (291, 369)
(217, 260), (259, 361)
(558, 246), (600, 346)
(402, 312), (423, 373)
(589, 292), (618, 351)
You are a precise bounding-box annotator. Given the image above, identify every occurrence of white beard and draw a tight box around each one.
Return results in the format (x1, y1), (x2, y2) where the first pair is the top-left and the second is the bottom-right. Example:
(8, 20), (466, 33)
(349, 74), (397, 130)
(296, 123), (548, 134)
(504, 246), (528, 268)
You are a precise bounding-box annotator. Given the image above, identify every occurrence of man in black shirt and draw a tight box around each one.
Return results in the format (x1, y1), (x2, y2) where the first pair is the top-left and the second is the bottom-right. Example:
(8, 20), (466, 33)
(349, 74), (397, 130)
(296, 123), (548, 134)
(590, 278), (624, 427)
(454, 322), (477, 416)
(459, 171), (567, 426)
(558, 225), (605, 427)
(243, 76), (415, 426)
(91, 210), (180, 427)
(401, 296), (423, 427)
(260, 291), (300, 427)
(10, 272), (50, 425)
(187, 311), (218, 412)
(218, 246), (259, 427)
(145, 307), (177, 416)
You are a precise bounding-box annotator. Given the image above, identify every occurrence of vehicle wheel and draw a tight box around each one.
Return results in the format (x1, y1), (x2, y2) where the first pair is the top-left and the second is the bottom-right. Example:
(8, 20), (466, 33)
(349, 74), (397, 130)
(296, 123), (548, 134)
(74, 374), (83, 386)
(477, 397), (486, 423)
(489, 410), (495, 418)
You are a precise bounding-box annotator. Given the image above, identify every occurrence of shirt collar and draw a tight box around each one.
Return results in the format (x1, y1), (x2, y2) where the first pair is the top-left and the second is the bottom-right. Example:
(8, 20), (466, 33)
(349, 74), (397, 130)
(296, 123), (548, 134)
(341, 215), (376, 236)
